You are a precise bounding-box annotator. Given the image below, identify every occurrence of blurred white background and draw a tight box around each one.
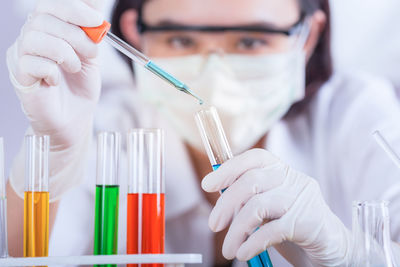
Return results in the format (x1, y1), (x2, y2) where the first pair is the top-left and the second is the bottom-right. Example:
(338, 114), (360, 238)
(0, 0), (399, 175)
(330, 0), (400, 89)
(0, 1), (26, 174)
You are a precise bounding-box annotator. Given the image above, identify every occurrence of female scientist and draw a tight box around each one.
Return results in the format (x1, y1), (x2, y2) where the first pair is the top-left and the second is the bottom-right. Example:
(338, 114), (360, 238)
(6, 0), (400, 266)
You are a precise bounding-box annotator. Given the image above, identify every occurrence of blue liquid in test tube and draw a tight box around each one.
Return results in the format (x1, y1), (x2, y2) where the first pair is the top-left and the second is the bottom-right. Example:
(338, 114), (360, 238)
(212, 164), (272, 267)
(196, 107), (273, 267)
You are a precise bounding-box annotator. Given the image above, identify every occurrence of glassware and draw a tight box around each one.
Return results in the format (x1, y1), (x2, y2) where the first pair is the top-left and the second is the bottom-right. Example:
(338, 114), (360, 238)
(0, 137), (8, 258)
(352, 201), (397, 267)
(93, 132), (121, 267)
(195, 106), (273, 267)
(127, 129), (165, 267)
(23, 135), (50, 264)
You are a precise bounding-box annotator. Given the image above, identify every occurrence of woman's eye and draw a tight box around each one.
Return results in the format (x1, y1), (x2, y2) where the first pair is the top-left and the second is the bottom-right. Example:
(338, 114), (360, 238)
(167, 36), (195, 49)
(237, 37), (268, 50)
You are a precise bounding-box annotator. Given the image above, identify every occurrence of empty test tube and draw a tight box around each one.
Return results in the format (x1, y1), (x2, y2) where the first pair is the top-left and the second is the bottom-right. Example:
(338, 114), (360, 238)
(0, 137), (8, 258)
(195, 106), (273, 267)
(195, 106), (233, 171)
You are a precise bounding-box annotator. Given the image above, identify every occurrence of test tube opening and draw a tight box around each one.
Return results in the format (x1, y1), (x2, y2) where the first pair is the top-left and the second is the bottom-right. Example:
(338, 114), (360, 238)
(128, 129), (165, 194)
(195, 106), (233, 167)
(96, 131), (121, 186)
(24, 135), (49, 193)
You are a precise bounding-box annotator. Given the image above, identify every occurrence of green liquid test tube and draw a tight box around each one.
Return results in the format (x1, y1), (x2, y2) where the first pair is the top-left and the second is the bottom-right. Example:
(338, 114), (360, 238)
(195, 106), (273, 267)
(93, 132), (121, 267)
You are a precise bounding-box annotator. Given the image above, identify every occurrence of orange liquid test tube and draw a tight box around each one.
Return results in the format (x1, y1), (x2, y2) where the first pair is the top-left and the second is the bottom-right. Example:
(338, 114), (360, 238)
(127, 129), (165, 267)
(23, 135), (50, 265)
(24, 192), (49, 258)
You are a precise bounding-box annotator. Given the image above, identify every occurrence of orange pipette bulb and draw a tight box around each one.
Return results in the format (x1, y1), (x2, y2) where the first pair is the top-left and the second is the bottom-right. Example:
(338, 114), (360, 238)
(81, 21), (111, 44)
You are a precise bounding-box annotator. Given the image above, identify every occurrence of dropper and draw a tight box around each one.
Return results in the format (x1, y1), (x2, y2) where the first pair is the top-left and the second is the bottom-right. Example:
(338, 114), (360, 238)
(81, 21), (203, 105)
(372, 130), (400, 169)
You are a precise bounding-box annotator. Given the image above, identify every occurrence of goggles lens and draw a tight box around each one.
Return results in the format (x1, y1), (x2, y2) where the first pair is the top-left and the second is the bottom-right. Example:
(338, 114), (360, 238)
(137, 13), (309, 56)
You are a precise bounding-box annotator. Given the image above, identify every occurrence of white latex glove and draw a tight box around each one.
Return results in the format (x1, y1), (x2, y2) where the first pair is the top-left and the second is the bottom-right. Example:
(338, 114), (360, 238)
(202, 149), (353, 266)
(6, 0), (104, 201)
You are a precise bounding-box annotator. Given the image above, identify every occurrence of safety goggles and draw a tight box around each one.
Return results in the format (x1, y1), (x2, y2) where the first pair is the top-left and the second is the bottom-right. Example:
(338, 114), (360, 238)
(136, 13), (309, 56)
(137, 12), (306, 35)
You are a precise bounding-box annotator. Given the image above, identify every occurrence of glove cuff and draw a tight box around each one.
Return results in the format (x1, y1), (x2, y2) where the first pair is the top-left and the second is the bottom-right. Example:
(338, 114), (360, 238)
(307, 214), (354, 267)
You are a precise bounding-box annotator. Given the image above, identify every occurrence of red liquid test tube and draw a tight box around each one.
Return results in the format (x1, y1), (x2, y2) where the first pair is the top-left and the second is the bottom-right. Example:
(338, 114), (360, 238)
(127, 129), (165, 267)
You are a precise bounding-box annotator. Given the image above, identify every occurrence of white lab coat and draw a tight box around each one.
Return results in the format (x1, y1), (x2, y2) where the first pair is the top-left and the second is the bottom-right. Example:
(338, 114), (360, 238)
(48, 71), (400, 267)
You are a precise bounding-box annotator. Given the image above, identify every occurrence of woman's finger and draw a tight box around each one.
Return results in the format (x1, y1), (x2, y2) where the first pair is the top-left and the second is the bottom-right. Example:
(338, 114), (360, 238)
(36, 0), (103, 27)
(202, 148), (284, 192)
(19, 30), (81, 73)
(208, 165), (287, 232)
(28, 13), (98, 59)
(18, 55), (60, 87)
(221, 187), (298, 260)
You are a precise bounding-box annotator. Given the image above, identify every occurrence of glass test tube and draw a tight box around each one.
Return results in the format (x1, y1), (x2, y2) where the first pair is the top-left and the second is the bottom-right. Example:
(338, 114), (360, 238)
(0, 138), (8, 258)
(94, 132), (120, 267)
(352, 201), (397, 266)
(195, 106), (273, 267)
(23, 135), (50, 263)
(127, 129), (165, 267)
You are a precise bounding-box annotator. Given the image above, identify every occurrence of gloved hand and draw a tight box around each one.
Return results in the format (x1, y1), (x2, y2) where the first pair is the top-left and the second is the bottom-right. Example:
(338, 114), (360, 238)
(202, 149), (354, 266)
(6, 0), (104, 200)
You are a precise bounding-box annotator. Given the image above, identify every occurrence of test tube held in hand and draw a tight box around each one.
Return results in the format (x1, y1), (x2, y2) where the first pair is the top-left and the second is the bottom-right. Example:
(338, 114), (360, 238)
(195, 106), (273, 267)
(0, 138), (8, 258)
(127, 129), (165, 267)
(93, 132), (121, 267)
(23, 135), (50, 263)
(195, 106), (233, 171)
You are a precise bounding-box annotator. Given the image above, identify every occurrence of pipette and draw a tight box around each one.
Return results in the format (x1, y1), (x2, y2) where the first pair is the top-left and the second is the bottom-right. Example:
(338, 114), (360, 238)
(372, 130), (400, 170)
(81, 21), (203, 105)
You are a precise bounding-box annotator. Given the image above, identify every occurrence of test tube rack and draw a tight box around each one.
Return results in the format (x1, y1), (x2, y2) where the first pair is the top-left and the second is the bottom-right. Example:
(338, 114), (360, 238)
(0, 253), (202, 266)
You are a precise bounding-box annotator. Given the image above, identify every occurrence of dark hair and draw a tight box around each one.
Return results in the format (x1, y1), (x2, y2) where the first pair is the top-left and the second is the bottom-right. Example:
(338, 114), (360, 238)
(111, 0), (332, 116)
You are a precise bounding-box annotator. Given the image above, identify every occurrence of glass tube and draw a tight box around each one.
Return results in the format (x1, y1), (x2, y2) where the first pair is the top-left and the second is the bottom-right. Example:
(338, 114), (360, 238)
(94, 132), (121, 267)
(195, 106), (273, 267)
(195, 106), (233, 170)
(127, 129), (165, 267)
(0, 137), (8, 258)
(23, 135), (49, 262)
(352, 201), (397, 267)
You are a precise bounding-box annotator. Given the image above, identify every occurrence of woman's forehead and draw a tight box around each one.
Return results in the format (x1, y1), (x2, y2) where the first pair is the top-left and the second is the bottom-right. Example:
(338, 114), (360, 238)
(142, 0), (300, 28)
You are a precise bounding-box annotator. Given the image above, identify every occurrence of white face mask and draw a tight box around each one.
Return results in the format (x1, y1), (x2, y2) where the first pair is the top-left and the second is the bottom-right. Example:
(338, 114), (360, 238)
(135, 51), (305, 154)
